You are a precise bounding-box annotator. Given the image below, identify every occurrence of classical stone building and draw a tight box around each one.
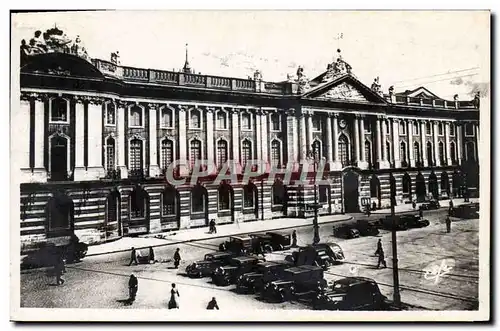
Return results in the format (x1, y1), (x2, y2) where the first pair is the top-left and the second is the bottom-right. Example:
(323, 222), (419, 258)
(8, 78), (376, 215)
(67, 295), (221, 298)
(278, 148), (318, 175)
(18, 29), (480, 250)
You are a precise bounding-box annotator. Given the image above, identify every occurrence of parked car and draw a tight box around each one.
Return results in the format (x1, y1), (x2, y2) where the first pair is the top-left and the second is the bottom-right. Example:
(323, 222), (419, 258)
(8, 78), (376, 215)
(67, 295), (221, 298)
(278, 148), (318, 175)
(333, 224), (361, 239)
(450, 204), (480, 219)
(261, 265), (327, 303)
(249, 233), (274, 253)
(211, 256), (264, 286)
(265, 231), (292, 251)
(399, 214), (430, 228)
(420, 200), (441, 210)
(287, 243), (344, 270)
(236, 260), (293, 293)
(355, 219), (380, 236)
(219, 235), (254, 255)
(377, 215), (409, 231)
(185, 252), (233, 278)
(313, 277), (390, 311)
(21, 235), (88, 269)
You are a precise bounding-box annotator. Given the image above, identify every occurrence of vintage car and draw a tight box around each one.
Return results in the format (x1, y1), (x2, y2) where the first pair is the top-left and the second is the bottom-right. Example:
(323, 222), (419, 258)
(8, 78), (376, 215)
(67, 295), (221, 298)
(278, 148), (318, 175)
(355, 219), (380, 236)
(21, 235), (88, 269)
(218, 235), (254, 255)
(420, 200), (441, 210)
(265, 231), (292, 251)
(211, 255), (264, 286)
(313, 277), (390, 311)
(450, 204), (480, 219)
(185, 251), (233, 278)
(236, 260), (293, 293)
(261, 265), (327, 302)
(333, 224), (361, 239)
(399, 214), (430, 228)
(377, 215), (409, 231)
(287, 243), (344, 270)
(249, 233), (274, 253)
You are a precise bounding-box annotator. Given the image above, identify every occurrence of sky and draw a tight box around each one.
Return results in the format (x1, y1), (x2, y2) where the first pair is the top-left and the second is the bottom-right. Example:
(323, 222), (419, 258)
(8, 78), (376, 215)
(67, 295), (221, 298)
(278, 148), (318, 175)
(12, 10), (490, 100)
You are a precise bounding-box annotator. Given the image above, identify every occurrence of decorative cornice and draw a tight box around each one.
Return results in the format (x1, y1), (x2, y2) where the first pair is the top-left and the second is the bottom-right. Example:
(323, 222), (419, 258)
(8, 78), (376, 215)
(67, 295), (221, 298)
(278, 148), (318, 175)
(21, 92), (47, 102)
(147, 103), (160, 111)
(176, 104), (188, 112)
(205, 106), (215, 113)
(116, 100), (128, 108)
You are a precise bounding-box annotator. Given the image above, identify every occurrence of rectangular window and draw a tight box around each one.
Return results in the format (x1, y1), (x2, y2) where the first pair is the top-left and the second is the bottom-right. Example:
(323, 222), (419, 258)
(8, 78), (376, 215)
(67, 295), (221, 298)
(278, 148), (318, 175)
(426, 122), (431, 136)
(161, 140), (174, 170)
(364, 121), (371, 133)
(129, 109), (143, 127)
(216, 112), (227, 130)
(241, 113), (252, 131)
(413, 122), (419, 135)
(129, 140), (142, 171)
(465, 123), (474, 136)
(450, 123), (456, 136)
(106, 104), (116, 126)
(312, 117), (321, 131)
(161, 109), (173, 128)
(271, 114), (281, 131)
(399, 122), (406, 135)
(106, 144), (115, 172)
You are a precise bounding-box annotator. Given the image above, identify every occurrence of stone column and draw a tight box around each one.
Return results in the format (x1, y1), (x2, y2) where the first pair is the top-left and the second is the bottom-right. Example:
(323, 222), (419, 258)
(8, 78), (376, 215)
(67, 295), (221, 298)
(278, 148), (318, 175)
(261, 110), (270, 166)
(376, 117), (382, 164)
(19, 94), (31, 172)
(332, 113), (341, 170)
(231, 109), (240, 173)
(147, 103), (160, 177)
(354, 116), (360, 162)
(433, 121), (440, 167)
(299, 113), (307, 161)
(116, 100), (128, 178)
(421, 120), (428, 167)
(255, 110), (262, 161)
(393, 119), (401, 168)
(177, 105), (188, 176)
(408, 120), (415, 167)
(445, 122), (451, 165)
(379, 117), (390, 169)
(87, 97), (105, 179)
(358, 116), (368, 169)
(457, 123), (463, 164)
(306, 110), (314, 150)
(287, 109), (299, 167)
(73, 97), (86, 180)
(206, 107), (215, 165)
(326, 113), (333, 164)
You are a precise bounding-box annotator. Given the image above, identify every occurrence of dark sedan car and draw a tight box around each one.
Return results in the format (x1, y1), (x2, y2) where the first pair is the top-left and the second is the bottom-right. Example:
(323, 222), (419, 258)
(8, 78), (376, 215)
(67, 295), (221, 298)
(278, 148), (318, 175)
(333, 224), (360, 239)
(355, 219), (380, 236)
(377, 216), (409, 231)
(185, 252), (233, 278)
(399, 214), (430, 228)
(420, 200), (441, 210)
(236, 260), (293, 293)
(450, 204), (480, 219)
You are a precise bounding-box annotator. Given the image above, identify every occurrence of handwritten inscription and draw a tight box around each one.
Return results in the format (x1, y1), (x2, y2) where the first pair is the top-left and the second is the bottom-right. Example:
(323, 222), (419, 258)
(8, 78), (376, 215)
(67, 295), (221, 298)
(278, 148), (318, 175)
(423, 259), (454, 284)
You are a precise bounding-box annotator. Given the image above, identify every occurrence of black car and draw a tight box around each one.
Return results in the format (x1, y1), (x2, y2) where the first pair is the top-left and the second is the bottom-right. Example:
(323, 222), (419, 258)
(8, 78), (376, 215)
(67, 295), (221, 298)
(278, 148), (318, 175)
(249, 233), (274, 253)
(333, 224), (360, 239)
(313, 277), (390, 311)
(265, 231), (292, 251)
(185, 252), (233, 278)
(355, 219), (380, 236)
(450, 204), (479, 219)
(21, 236), (88, 269)
(287, 243), (345, 269)
(377, 215), (409, 231)
(211, 256), (264, 286)
(399, 214), (430, 228)
(236, 260), (293, 293)
(420, 200), (441, 210)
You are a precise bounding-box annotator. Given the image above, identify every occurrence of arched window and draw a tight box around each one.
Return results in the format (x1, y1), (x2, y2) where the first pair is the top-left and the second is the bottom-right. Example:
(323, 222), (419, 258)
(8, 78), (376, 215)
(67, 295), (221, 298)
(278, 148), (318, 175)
(129, 138), (143, 172)
(106, 102), (115, 125)
(217, 140), (228, 167)
(190, 109), (201, 128)
(400, 141), (407, 163)
(241, 113), (251, 130)
(243, 184), (257, 208)
(426, 142), (433, 164)
(414, 142), (421, 163)
(312, 140), (321, 160)
(190, 139), (202, 169)
(216, 111), (227, 130)
(191, 185), (207, 213)
(130, 189), (146, 219)
(450, 141), (457, 163)
(272, 181), (286, 206)
(365, 140), (372, 164)
(441, 173), (450, 194)
(339, 134), (349, 166)
(319, 185), (329, 204)
(466, 142), (476, 161)
(271, 140), (281, 167)
(386, 141), (391, 162)
(161, 107), (173, 128)
(370, 176), (380, 198)
(402, 173), (411, 194)
(438, 141), (445, 164)
(271, 113), (281, 131)
(218, 184), (232, 211)
(105, 137), (115, 173)
(162, 187), (177, 216)
(50, 98), (68, 122)
(129, 105), (143, 127)
(161, 139), (174, 170)
(241, 139), (252, 169)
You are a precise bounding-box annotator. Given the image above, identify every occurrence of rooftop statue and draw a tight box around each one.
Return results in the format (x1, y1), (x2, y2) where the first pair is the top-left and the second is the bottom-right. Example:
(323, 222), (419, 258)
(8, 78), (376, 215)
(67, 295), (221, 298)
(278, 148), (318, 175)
(253, 69), (262, 81)
(110, 51), (120, 65)
(296, 66), (310, 94)
(322, 49), (352, 82)
(371, 76), (383, 96)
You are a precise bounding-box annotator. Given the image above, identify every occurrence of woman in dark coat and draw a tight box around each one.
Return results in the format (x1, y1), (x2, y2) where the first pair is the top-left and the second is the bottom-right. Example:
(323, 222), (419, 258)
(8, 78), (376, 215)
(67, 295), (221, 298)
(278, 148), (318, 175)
(168, 283), (180, 309)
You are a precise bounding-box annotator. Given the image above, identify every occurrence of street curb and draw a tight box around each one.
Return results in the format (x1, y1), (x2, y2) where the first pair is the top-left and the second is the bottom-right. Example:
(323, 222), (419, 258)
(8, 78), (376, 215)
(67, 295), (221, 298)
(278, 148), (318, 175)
(85, 215), (354, 258)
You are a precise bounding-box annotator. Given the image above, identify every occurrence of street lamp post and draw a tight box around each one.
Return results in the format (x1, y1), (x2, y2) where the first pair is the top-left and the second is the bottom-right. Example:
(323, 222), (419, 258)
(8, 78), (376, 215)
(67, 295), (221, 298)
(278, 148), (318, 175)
(390, 177), (401, 308)
(307, 149), (321, 245)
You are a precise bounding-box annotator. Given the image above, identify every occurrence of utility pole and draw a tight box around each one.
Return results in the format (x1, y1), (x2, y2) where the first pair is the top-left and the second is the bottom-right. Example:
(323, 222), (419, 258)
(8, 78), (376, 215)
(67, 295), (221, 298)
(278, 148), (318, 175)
(390, 177), (401, 308)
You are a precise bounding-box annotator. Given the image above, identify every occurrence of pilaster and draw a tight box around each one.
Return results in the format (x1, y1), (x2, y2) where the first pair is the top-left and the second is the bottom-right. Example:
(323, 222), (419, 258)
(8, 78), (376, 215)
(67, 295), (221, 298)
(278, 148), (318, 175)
(73, 96), (86, 180)
(116, 100), (128, 178)
(206, 107), (215, 164)
(177, 105), (188, 176)
(86, 97), (105, 179)
(148, 103), (160, 177)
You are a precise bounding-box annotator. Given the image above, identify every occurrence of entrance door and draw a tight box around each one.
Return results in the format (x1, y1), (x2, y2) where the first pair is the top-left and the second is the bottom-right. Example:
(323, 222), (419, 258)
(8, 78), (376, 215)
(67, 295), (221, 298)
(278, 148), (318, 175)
(416, 173), (426, 202)
(343, 170), (359, 213)
(428, 173), (439, 200)
(50, 136), (68, 181)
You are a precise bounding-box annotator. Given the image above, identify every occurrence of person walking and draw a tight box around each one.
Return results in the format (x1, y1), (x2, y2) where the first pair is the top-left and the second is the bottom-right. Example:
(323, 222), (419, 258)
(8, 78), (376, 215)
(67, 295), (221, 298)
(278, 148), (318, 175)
(445, 216), (452, 233)
(412, 201), (417, 210)
(419, 208), (424, 219)
(148, 246), (157, 264)
(128, 274), (138, 302)
(374, 239), (383, 256)
(54, 256), (65, 285)
(377, 248), (387, 268)
(449, 199), (454, 215)
(173, 248), (181, 269)
(168, 283), (180, 309)
(292, 230), (297, 247)
(209, 219), (217, 234)
(128, 247), (138, 266)
(206, 297), (219, 310)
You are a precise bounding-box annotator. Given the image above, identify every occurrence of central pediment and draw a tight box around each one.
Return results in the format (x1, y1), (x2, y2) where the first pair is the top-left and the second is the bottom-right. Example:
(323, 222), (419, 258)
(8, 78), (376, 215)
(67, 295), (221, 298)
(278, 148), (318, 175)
(317, 81), (369, 101)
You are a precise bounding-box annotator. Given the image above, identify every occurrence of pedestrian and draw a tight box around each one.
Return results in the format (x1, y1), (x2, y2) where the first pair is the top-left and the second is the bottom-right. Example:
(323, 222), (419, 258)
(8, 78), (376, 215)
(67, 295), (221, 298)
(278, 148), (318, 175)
(412, 201), (417, 210)
(168, 283), (180, 309)
(128, 247), (138, 266)
(292, 230), (297, 247)
(206, 297), (219, 310)
(446, 216), (451, 233)
(365, 204), (371, 216)
(54, 256), (65, 285)
(173, 248), (181, 269)
(374, 239), (383, 256)
(148, 246), (157, 264)
(419, 208), (424, 219)
(377, 248), (387, 268)
(128, 274), (138, 302)
(449, 199), (454, 215)
(255, 242), (265, 258)
(209, 219), (217, 234)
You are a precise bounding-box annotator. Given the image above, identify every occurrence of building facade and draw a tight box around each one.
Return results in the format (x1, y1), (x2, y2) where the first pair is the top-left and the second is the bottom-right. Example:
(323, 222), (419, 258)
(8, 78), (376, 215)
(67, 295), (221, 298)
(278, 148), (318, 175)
(18, 29), (480, 251)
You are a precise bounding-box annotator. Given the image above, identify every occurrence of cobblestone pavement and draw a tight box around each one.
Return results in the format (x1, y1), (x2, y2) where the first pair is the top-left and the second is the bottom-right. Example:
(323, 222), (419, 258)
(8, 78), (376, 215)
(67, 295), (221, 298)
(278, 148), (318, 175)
(20, 204), (479, 311)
